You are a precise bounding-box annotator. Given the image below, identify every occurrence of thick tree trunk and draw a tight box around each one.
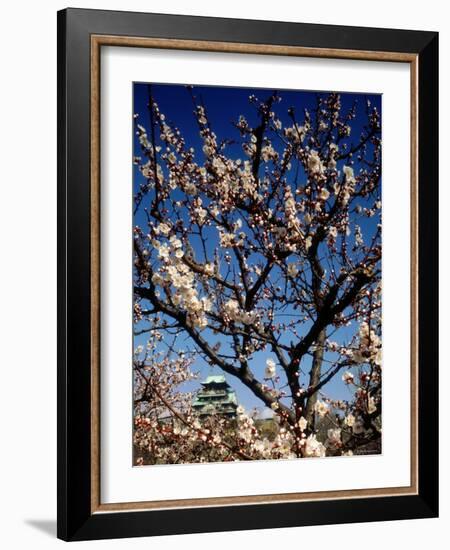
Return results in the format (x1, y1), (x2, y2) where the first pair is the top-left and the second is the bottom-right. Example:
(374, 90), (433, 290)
(304, 329), (326, 430)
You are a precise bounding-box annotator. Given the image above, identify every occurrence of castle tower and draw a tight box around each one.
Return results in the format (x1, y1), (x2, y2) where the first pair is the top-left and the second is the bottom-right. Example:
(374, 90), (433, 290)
(192, 375), (238, 419)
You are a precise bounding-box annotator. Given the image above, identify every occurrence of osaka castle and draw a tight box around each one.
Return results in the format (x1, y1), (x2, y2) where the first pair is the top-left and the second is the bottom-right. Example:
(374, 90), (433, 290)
(192, 375), (238, 419)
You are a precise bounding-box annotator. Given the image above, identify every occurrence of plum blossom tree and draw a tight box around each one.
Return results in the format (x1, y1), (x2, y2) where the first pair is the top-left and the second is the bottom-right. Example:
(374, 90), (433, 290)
(133, 84), (382, 464)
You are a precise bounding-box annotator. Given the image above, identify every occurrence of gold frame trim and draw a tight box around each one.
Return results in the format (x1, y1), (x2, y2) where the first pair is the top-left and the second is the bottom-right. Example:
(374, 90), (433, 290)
(90, 35), (419, 514)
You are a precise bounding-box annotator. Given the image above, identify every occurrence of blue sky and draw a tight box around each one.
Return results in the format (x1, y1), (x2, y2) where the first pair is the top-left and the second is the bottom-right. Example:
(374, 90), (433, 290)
(133, 82), (382, 416)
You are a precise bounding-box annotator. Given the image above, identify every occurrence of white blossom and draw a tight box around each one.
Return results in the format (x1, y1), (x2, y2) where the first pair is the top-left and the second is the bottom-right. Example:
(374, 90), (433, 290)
(342, 371), (354, 385)
(303, 434), (326, 458)
(287, 263), (299, 278)
(264, 358), (277, 379)
(307, 150), (325, 175)
(314, 400), (329, 418)
(344, 413), (355, 427)
(298, 416), (308, 431)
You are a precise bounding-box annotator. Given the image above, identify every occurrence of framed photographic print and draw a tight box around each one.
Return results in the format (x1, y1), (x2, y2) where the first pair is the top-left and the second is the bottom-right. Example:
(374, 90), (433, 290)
(57, 8), (439, 541)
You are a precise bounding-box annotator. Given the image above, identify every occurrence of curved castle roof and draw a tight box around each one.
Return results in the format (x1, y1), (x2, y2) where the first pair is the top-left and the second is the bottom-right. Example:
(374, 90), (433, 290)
(201, 375), (227, 385)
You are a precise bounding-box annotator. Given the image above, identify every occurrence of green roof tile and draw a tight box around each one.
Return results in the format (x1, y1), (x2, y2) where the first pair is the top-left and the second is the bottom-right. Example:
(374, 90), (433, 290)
(202, 375), (227, 384)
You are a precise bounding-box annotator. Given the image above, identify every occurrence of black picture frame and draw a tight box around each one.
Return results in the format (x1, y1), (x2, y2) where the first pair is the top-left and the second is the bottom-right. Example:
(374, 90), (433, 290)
(57, 7), (438, 541)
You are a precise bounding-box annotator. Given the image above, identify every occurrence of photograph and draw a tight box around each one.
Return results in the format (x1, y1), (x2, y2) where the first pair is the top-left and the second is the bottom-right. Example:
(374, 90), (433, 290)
(132, 82), (383, 466)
